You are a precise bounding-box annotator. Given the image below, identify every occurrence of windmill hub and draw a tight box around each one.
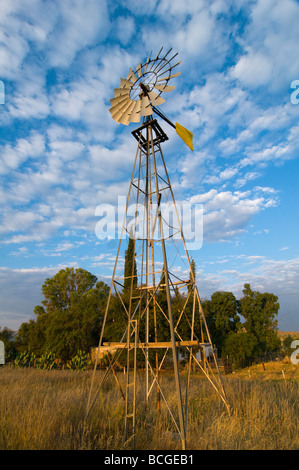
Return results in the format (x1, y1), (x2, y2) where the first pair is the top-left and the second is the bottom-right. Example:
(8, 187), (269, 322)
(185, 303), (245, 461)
(139, 81), (151, 97)
(130, 72), (157, 101)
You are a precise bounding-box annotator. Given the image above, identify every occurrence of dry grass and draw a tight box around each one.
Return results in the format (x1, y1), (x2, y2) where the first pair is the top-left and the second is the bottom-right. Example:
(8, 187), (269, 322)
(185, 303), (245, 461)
(235, 358), (299, 382)
(0, 365), (298, 450)
(277, 331), (299, 339)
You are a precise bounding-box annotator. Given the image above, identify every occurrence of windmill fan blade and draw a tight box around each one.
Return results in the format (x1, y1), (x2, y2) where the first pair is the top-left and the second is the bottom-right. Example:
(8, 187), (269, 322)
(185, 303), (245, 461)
(109, 96), (132, 119)
(136, 62), (142, 78)
(154, 56), (180, 77)
(118, 100), (136, 125)
(113, 99), (135, 123)
(126, 68), (138, 83)
(129, 100), (141, 123)
(142, 57), (150, 74)
(120, 78), (133, 89)
(113, 88), (130, 98)
(140, 95), (153, 116)
(148, 90), (165, 106)
(157, 60), (181, 75)
(154, 84), (176, 93)
(109, 97), (130, 116)
(157, 71), (181, 82)
(110, 95), (130, 107)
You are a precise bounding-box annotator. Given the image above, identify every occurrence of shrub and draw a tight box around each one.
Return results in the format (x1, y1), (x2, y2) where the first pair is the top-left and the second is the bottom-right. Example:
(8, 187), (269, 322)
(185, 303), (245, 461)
(223, 332), (257, 368)
(13, 351), (36, 368)
(36, 352), (61, 370)
(66, 350), (91, 370)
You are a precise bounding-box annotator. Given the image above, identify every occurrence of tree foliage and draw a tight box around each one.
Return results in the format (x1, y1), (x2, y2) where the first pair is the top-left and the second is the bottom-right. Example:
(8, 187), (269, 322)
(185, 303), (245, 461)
(41, 267), (98, 313)
(203, 291), (240, 356)
(223, 332), (257, 368)
(123, 236), (137, 295)
(16, 268), (109, 361)
(12, 259), (282, 368)
(239, 283), (280, 355)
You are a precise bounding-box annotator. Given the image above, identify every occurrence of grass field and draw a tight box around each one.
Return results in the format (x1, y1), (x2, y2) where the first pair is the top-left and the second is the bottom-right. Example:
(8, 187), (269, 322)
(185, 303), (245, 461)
(0, 361), (298, 450)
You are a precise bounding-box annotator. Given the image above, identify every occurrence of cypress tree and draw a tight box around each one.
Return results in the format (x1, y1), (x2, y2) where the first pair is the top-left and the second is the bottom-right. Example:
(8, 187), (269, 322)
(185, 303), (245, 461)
(123, 234), (137, 295)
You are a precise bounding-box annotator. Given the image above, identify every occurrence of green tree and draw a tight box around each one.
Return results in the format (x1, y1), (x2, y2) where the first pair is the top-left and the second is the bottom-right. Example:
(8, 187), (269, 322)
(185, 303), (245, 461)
(223, 331), (257, 368)
(16, 321), (34, 353)
(41, 267), (97, 314)
(43, 277), (108, 360)
(123, 235), (137, 298)
(154, 267), (172, 342)
(188, 257), (196, 293)
(101, 292), (126, 343)
(16, 315), (47, 357)
(203, 291), (240, 356)
(240, 284), (280, 356)
(103, 236), (139, 345)
(16, 268), (109, 361)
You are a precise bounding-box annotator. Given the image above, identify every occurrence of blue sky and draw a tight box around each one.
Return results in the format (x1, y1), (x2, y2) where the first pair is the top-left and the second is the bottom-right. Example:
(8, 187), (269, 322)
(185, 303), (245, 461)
(0, 0), (298, 331)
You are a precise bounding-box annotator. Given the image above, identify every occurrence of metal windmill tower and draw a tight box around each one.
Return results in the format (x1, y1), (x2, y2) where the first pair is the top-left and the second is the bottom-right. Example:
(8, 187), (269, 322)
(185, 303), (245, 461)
(86, 48), (229, 450)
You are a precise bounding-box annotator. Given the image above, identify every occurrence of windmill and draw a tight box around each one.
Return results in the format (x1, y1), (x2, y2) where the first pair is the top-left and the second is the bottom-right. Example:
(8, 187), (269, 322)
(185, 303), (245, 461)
(86, 48), (229, 450)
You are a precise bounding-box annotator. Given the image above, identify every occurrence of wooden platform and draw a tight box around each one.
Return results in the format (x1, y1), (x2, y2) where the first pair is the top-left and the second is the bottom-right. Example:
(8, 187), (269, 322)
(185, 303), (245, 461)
(102, 340), (201, 349)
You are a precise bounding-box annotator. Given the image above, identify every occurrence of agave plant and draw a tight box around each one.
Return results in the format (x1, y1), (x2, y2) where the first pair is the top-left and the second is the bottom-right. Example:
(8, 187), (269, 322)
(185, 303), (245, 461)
(66, 350), (91, 370)
(36, 352), (59, 370)
(13, 351), (36, 368)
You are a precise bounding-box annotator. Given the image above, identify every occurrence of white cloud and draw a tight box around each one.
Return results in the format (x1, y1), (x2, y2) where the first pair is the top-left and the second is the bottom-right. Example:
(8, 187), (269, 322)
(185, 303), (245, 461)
(49, 53), (133, 137)
(0, 210), (44, 236)
(173, 10), (214, 56)
(192, 254), (299, 330)
(9, 93), (50, 120)
(0, 1), (54, 78)
(230, 0), (299, 92)
(220, 257), (299, 301)
(231, 49), (273, 87)
(115, 16), (135, 45)
(240, 142), (292, 168)
(49, 140), (85, 161)
(0, 132), (45, 175)
(157, 0), (205, 16)
(45, 0), (110, 68)
(0, 27), (29, 79)
(190, 187), (279, 243)
(234, 172), (261, 189)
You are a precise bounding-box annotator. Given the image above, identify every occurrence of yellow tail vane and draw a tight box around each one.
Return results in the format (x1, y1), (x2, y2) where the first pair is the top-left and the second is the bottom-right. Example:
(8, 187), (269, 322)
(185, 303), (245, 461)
(175, 122), (193, 151)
